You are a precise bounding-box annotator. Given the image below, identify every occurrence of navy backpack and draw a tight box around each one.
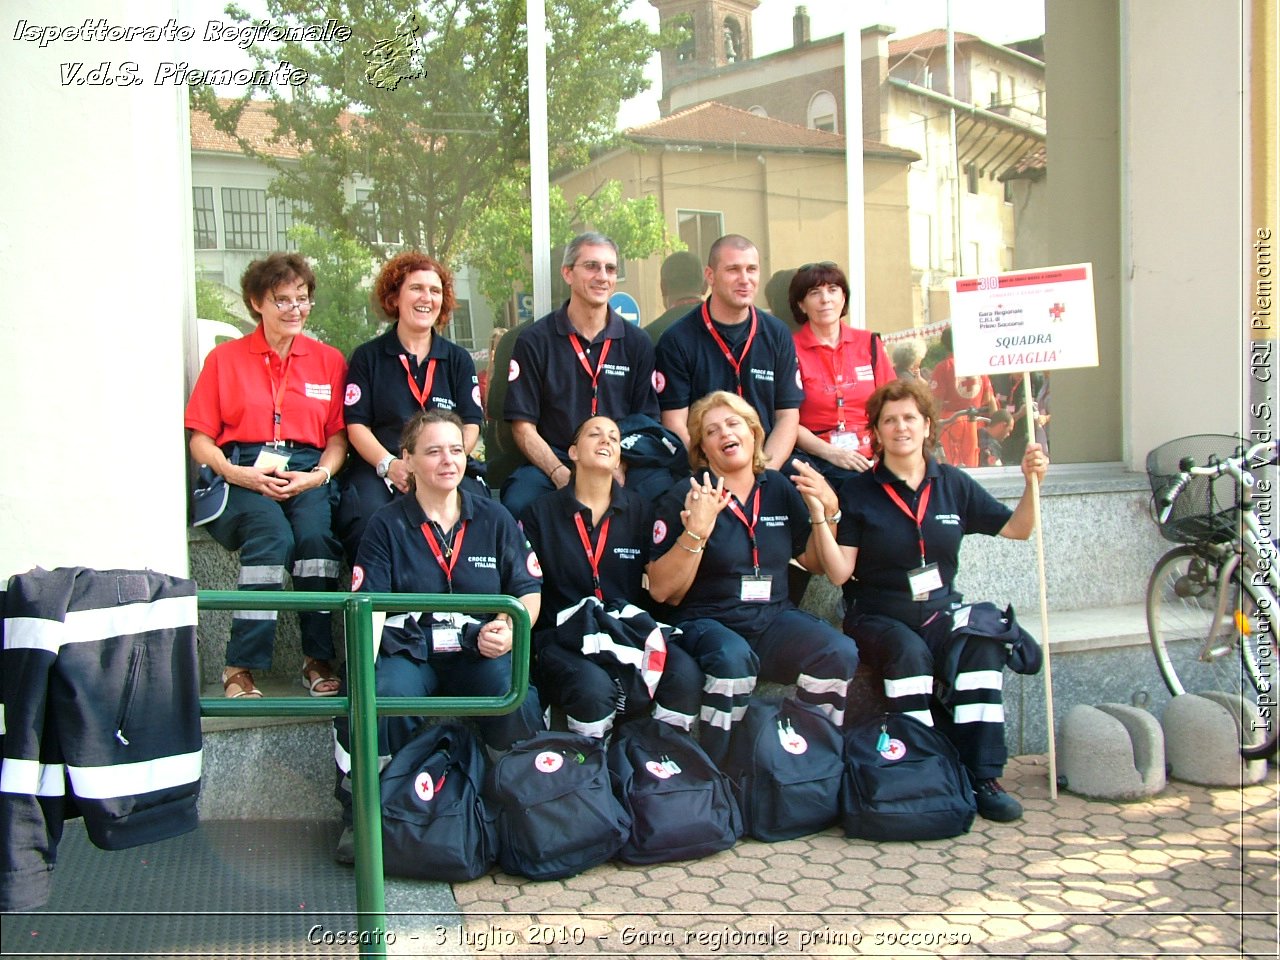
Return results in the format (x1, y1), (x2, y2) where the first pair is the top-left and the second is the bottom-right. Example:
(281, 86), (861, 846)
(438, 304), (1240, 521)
(840, 714), (976, 842)
(607, 718), (742, 864)
(379, 722), (496, 882)
(722, 697), (844, 841)
(485, 731), (630, 880)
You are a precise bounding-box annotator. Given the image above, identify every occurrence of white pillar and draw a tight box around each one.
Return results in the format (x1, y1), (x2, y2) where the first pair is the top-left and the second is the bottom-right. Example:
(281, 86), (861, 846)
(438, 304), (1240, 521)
(0, 1), (193, 576)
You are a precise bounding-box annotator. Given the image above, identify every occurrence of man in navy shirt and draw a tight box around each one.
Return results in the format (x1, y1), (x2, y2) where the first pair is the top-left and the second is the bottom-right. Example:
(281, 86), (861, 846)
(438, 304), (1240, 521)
(654, 235), (803, 469)
(501, 232), (664, 517)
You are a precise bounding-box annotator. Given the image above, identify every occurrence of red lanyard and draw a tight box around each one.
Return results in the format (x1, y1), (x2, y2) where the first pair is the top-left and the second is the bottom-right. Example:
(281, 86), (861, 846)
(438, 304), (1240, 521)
(819, 337), (849, 431)
(264, 353), (293, 444)
(724, 487), (763, 575)
(702, 302), (758, 397)
(420, 519), (468, 592)
(399, 355), (438, 410)
(880, 479), (932, 566)
(572, 512), (611, 601)
(567, 334), (613, 415)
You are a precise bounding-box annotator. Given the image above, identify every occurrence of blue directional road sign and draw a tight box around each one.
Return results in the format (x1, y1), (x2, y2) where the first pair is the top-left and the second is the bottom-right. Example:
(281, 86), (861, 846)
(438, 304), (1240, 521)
(609, 292), (641, 325)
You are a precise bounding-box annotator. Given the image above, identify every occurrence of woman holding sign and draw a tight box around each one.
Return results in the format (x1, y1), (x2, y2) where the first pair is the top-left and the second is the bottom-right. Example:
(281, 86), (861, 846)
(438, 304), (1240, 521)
(815, 379), (1047, 822)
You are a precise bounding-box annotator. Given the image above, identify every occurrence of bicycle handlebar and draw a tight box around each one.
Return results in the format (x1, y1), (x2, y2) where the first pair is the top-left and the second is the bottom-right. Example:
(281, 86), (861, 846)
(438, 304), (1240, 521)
(938, 407), (993, 428)
(1155, 440), (1277, 524)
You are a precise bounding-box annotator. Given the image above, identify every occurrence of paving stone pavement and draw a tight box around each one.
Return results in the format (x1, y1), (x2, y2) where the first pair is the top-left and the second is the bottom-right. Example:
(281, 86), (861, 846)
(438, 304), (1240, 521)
(445, 755), (1279, 958)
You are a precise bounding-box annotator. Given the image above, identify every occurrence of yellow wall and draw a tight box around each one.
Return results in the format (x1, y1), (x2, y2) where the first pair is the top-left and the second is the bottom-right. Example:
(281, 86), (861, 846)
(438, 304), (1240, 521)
(555, 144), (913, 332)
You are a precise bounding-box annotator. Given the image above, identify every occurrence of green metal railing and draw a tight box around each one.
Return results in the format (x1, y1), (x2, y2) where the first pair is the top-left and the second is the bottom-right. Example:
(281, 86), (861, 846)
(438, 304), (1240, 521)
(198, 590), (531, 960)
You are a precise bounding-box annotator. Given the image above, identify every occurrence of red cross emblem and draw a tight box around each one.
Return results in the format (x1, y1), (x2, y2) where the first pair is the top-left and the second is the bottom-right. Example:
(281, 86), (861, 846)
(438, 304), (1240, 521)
(645, 760), (673, 780)
(1049, 302), (1066, 321)
(414, 771), (438, 802)
(879, 738), (907, 761)
(535, 751), (563, 773)
(344, 383), (362, 406)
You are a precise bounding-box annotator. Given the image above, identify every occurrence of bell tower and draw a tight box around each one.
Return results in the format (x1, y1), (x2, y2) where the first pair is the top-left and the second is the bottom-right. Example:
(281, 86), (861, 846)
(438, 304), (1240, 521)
(649, 0), (761, 108)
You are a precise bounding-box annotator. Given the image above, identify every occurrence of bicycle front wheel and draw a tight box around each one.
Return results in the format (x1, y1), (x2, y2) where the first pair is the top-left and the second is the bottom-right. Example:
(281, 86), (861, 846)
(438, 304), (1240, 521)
(1147, 546), (1264, 697)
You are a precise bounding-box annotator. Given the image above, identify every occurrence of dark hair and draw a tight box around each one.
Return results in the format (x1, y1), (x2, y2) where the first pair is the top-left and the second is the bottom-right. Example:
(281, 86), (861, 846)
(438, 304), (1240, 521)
(707, 234), (756, 268)
(864, 379), (940, 458)
(570, 414), (621, 448)
(400, 408), (465, 458)
(787, 262), (850, 325)
(373, 251), (456, 329)
(660, 250), (704, 298)
(989, 409), (1014, 427)
(241, 253), (316, 322)
(763, 268), (796, 319)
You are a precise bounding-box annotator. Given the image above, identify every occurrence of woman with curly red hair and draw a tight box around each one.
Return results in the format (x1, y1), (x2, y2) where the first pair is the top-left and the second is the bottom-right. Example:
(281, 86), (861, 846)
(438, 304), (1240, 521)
(338, 251), (486, 561)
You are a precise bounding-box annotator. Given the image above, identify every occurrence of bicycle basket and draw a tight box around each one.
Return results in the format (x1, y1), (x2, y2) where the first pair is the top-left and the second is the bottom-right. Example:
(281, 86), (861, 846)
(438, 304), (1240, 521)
(1145, 434), (1241, 544)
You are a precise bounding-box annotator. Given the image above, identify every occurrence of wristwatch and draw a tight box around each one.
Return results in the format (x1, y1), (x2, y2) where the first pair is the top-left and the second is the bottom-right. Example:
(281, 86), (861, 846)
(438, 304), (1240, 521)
(376, 454), (396, 478)
(828, 510), (842, 524)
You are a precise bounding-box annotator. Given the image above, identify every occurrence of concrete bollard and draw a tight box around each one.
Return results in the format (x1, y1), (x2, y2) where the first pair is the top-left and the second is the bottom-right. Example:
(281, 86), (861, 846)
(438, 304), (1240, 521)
(1060, 703), (1165, 799)
(1162, 692), (1268, 786)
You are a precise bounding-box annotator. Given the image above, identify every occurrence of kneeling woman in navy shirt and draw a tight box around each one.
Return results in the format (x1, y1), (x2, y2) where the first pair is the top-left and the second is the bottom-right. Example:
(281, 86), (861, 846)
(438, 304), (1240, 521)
(815, 378), (1047, 822)
(520, 415), (703, 739)
(350, 408), (543, 752)
(647, 390), (859, 763)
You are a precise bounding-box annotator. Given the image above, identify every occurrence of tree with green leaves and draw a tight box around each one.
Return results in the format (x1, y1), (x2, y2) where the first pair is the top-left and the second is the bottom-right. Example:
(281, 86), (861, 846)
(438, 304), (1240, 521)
(195, 0), (678, 314)
(285, 224), (379, 357)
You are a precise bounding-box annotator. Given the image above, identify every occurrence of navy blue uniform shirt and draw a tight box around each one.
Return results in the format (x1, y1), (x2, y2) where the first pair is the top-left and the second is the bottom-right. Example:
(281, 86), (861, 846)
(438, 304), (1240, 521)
(503, 304), (660, 453)
(519, 482), (653, 628)
(650, 470), (809, 635)
(344, 324), (483, 455)
(353, 488), (542, 660)
(837, 459), (1011, 606)
(653, 303), (803, 434)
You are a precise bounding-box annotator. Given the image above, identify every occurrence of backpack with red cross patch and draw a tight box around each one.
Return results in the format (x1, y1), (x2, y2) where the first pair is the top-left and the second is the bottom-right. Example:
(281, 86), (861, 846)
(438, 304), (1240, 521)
(379, 722), (496, 882)
(722, 697), (844, 841)
(840, 713), (976, 841)
(607, 718), (742, 864)
(485, 731), (631, 880)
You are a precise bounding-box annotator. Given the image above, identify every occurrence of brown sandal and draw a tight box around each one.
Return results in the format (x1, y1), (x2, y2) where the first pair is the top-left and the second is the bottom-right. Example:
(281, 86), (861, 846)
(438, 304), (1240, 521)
(300, 658), (340, 698)
(223, 668), (262, 699)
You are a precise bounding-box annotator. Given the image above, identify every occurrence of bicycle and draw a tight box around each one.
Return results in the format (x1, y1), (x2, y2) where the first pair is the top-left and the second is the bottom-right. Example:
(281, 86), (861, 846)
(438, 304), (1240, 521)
(934, 407), (993, 467)
(1145, 435), (1279, 759)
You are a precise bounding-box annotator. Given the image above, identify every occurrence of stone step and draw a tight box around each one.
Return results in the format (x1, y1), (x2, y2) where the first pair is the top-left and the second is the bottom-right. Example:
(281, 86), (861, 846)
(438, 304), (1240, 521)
(197, 603), (1165, 821)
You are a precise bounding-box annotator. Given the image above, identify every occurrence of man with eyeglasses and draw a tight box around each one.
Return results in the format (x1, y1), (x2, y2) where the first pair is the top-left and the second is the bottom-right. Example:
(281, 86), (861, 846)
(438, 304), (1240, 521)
(501, 232), (664, 518)
(654, 235), (802, 470)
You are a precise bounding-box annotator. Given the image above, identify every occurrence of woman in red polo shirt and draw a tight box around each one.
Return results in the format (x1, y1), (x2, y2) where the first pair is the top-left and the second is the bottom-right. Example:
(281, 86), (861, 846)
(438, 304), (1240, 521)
(789, 262), (894, 493)
(185, 253), (348, 699)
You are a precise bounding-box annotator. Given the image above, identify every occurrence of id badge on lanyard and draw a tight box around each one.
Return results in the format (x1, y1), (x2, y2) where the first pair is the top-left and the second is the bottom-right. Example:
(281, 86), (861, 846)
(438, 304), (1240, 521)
(728, 487), (772, 602)
(431, 613), (464, 654)
(880, 479), (942, 600)
(907, 563), (943, 601)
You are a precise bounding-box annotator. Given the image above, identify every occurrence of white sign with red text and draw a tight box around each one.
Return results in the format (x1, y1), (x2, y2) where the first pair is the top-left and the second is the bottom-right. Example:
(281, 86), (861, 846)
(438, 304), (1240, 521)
(948, 263), (1098, 376)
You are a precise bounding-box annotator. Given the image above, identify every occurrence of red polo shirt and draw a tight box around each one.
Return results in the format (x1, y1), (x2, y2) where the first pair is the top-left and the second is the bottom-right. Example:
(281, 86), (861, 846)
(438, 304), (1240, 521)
(185, 324), (346, 447)
(793, 322), (893, 454)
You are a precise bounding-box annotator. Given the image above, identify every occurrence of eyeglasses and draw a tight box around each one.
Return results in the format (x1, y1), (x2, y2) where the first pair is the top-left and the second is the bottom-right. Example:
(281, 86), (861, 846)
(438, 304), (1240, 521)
(571, 260), (618, 276)
(272, 299), (314, 312)
(799, 261), (839, 272)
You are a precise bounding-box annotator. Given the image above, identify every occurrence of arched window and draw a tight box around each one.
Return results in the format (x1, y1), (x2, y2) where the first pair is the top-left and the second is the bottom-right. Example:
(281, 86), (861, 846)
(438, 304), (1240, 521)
(748, 105), (768, 118)
(723, 17), (742, 62)
(807, 90), (838, 133)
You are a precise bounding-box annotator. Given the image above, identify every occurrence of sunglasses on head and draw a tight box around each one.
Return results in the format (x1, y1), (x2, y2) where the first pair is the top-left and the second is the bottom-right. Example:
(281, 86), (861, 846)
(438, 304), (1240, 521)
(799, 260), (839, 272)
